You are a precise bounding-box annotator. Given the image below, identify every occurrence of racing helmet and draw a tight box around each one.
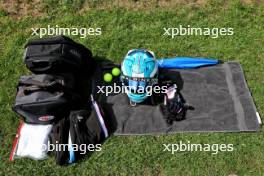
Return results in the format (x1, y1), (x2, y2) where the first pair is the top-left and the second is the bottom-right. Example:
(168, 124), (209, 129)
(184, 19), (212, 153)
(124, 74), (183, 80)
(121, 49), (158, 105)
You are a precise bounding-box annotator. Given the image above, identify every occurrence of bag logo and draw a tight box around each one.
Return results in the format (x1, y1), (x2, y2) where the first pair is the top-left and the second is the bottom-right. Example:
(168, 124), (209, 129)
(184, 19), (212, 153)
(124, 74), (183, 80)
(38, 115), (55, 121)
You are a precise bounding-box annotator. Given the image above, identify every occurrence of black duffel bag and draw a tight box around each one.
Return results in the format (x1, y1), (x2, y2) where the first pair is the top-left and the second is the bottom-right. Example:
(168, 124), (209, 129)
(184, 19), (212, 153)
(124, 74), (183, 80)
(23, 35), (94, 74)
(13, 74), (80, 124)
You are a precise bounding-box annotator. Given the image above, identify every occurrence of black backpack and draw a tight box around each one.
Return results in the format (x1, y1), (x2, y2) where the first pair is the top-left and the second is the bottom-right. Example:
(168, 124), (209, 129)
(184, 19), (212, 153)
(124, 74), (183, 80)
(23, 36), (94, 74)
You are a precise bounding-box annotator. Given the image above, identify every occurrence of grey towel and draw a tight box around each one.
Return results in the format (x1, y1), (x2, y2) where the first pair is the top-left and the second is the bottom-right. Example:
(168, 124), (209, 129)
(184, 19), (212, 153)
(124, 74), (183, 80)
(98, 62), (261, 134)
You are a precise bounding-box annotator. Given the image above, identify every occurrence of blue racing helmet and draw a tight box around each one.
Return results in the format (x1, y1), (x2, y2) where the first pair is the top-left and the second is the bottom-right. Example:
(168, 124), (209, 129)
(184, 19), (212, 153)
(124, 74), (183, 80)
(121, 49), (158, 105)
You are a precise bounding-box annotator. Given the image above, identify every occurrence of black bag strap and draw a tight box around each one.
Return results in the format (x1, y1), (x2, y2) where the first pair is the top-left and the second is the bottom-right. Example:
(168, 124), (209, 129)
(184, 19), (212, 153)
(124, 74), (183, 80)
(20, 79), (63, 95)
(20, 79), (61, 88)
(19, 74), (65, 87)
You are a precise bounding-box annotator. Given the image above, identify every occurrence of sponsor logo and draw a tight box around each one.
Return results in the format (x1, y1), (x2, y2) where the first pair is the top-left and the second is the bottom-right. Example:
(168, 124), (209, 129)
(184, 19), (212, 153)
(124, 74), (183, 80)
(38, 115), (55, 121)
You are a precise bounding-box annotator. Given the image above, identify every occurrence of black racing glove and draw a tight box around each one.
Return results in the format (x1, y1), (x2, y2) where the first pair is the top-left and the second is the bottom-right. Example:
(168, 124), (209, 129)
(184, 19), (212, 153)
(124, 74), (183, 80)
(160, 84), (186, 125)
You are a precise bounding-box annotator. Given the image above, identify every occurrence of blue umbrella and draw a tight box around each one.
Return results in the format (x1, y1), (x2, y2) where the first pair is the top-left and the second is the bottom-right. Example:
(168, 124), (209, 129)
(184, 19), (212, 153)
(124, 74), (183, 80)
(157, 57), (220, 69)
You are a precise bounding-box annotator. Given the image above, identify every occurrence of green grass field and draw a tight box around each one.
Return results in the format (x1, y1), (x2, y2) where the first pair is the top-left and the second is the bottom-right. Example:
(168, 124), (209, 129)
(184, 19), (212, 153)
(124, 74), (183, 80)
(0, 0), (264, 175)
